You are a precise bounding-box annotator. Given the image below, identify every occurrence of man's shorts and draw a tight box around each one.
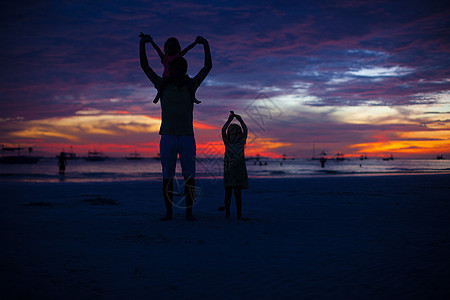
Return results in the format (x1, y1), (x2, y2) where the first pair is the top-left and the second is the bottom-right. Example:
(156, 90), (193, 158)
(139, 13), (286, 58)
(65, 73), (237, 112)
(160, 135), (196, 179)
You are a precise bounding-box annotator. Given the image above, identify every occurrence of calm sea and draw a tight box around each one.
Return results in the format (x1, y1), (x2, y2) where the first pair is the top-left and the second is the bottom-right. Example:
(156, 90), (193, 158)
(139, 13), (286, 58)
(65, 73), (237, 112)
(1, 157), (449, 183)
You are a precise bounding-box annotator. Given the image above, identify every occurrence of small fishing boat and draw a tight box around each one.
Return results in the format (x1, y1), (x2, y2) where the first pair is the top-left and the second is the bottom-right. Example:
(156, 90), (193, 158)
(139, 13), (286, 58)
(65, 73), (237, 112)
(1, 145), (40, 164)
(85, 151), (107, 161)
(382, 154), (394, 161)
(336, 152), (345, 161)
(126, 151), (143, 160)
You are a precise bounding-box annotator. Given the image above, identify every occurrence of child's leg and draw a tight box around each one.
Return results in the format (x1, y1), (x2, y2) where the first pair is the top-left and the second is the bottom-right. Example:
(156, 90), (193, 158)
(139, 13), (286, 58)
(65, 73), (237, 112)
(154, 77), (170, 103)
(185, 76), (201, 104)
(234, 187), (242, 219)
(225, 187), (233, 218)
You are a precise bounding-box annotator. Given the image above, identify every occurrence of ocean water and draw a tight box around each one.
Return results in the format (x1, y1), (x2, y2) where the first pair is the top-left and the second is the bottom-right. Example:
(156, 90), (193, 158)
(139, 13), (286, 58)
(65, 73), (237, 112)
(1, 157), (449, 183)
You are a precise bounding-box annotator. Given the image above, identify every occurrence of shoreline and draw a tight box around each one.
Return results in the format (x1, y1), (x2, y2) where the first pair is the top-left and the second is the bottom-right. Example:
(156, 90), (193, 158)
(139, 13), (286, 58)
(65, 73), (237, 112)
(1, 169), (449, 184)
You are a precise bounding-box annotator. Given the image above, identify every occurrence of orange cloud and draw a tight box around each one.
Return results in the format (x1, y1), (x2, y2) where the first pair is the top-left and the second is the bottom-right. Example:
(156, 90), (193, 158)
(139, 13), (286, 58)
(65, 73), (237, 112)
(2, 113), (224, 156)
(9, 114), (161, 143)
(349, 130), (450, 156)
(193, 121), (220, 130)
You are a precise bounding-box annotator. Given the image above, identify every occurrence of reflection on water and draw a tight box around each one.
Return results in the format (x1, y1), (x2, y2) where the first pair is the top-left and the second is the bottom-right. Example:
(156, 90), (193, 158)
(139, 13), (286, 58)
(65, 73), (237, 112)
(0, 157), (449, 183)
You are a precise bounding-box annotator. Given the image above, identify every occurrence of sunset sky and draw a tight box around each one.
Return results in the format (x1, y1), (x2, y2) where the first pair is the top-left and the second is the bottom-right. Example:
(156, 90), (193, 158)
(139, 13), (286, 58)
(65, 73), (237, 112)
(1, 0), (449, 158)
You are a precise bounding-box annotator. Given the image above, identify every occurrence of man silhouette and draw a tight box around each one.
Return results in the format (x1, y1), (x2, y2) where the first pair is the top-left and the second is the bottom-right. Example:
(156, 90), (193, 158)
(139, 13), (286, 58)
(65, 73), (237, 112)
(140, 34), (212, 220)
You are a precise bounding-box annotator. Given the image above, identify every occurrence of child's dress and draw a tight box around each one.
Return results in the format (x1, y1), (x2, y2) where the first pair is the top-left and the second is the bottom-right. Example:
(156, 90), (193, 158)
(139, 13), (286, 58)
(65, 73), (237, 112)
(223, 137), (249, 189)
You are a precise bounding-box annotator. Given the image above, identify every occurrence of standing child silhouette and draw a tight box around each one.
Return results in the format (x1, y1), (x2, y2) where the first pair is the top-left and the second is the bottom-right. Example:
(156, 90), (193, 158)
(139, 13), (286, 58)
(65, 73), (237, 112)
(222, 111), (249, 219)
(139, 33), (201, 104)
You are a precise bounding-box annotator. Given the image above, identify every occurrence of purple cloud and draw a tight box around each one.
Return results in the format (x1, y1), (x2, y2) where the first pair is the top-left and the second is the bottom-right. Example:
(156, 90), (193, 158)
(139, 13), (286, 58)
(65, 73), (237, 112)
(1, 0), (449, 157)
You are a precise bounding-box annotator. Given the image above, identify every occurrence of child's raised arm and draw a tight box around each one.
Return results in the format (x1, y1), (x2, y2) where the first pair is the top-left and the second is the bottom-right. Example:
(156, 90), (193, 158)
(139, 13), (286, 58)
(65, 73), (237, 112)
(151, 40), (165, 61)
(180, 36), (200, 57)
(235, 114), (248, 140)
(222, 112), (235, 143)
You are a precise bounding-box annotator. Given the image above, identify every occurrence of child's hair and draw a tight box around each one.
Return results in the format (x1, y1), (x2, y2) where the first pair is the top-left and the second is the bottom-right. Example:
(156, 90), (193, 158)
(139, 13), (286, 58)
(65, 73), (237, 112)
(227, 123), (243, 143)
(164, 37), (181, 55)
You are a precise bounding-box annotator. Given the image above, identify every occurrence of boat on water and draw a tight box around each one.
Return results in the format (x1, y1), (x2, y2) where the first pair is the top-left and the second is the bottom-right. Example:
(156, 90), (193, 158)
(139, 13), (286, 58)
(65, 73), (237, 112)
(57, 146), (77, 159)
(1, 145), (40, 164)
(436, 154), (444, 160)
(126, 151), (144, 160)
(56, 151), (77, 160)
(382, 154), (394, 161)
(336, 152), (345, 161)
(85, 151), (107, 161)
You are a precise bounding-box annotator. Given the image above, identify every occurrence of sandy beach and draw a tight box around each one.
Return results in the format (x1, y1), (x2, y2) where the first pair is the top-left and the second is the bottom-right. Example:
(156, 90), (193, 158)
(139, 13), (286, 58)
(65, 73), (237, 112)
(1, 174), (449, 299)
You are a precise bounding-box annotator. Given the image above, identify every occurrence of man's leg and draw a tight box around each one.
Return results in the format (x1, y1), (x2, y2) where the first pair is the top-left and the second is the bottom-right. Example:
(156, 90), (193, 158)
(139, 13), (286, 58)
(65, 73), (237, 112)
(179, 135), (196, 220)
(160, 135), (177, 220)
(184, 176), (195, 220)
(161, 178), (173, 220)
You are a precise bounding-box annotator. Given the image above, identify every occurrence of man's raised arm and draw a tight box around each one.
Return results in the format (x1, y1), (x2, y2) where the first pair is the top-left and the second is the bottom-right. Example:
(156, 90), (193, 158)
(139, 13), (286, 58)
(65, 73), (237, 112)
(139, 34), (159, 87)
(195, 36), (212, 85)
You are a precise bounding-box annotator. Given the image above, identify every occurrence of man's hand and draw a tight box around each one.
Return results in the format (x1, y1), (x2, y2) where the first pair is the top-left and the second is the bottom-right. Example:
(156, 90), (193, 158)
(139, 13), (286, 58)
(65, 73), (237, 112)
(196, 36), (208, 45)
(139, 32), (152, 43)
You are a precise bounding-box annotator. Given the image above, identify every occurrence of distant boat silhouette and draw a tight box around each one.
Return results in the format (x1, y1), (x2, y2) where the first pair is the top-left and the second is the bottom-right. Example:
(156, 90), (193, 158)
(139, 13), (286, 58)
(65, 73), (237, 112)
(312, 144), (327, 161)
(126, 151), (143, 160)
(436, 154), (444, 160)
(85, 151), (107, 161)
(336, 152), (345, 161)
(382, 154), (394, 161)
(1, 145), (40, 164)
(61, 146), (77, 159)
(57, 147), (77, 160)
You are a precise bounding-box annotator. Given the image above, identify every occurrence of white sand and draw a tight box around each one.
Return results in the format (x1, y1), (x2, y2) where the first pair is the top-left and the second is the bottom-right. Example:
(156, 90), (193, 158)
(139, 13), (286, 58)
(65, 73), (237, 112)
(1, 174), (449, 299)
